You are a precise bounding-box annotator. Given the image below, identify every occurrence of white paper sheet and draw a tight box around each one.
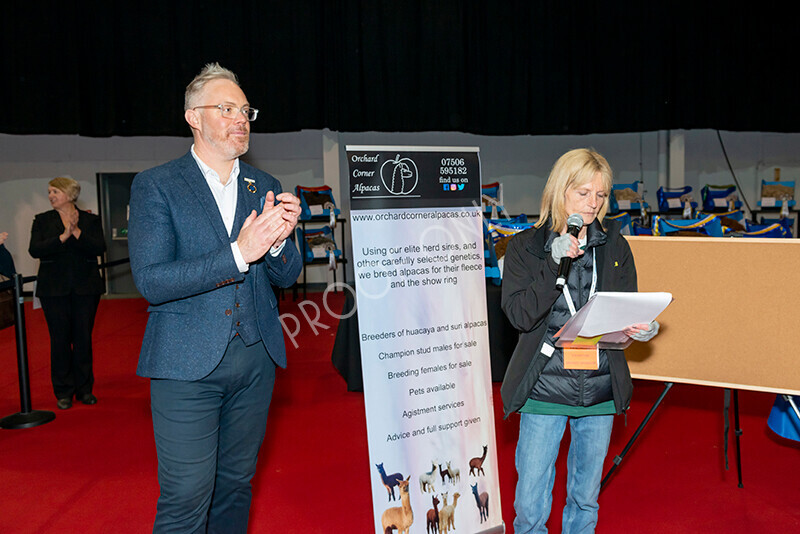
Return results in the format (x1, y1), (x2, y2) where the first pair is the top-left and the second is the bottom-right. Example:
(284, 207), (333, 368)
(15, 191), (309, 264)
(557, 291), (673, 343)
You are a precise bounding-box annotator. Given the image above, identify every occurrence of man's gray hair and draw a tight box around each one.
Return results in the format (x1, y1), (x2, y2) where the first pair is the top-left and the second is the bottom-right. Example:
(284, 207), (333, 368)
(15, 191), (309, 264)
(184, 63), (239, 110)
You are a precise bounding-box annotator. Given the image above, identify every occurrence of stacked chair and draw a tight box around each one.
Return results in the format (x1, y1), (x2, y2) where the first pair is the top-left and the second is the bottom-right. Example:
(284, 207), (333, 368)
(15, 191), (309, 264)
(656, 186), (697, 219)
(294, 185), (344, 299)
(481, 182), (504, 219)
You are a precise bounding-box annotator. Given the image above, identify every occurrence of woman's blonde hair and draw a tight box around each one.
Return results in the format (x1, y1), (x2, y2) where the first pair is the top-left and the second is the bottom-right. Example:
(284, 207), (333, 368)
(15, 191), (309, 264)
(49, 176), (80, 203)
(535, 148), (613, 232)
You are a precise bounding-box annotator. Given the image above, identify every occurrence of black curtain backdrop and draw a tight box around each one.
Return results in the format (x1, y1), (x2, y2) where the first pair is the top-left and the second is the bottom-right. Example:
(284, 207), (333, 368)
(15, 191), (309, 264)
(3, 1), (797, 137)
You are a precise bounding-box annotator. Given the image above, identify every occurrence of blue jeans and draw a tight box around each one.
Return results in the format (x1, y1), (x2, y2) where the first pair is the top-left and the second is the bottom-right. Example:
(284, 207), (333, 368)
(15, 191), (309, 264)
(514, 413), (614, 534)
(150, 336), (276, 534)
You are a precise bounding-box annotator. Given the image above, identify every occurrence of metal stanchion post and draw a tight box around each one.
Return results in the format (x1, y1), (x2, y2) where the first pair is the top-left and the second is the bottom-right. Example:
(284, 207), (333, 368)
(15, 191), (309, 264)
(0, 273), (55, 429)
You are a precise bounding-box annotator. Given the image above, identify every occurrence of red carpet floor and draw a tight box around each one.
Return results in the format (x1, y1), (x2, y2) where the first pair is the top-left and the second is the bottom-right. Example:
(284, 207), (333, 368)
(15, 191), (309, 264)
(1, 294), (799, 533)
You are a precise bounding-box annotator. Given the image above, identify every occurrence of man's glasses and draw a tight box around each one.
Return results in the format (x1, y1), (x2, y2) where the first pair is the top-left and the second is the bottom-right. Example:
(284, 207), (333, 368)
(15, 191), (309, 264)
(192, 104), (259, 121)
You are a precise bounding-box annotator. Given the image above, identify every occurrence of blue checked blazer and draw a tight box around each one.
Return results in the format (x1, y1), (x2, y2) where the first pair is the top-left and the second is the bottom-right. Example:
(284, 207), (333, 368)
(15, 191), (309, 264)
(128, 152), (301, 380)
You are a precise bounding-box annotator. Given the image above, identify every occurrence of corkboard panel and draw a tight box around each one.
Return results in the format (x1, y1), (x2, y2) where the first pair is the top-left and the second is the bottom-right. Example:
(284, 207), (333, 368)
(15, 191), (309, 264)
(625, 236), (800, 395)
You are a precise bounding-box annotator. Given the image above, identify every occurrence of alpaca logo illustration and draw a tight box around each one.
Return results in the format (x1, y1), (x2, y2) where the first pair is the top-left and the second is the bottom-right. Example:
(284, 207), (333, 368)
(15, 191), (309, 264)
(381, 476), (413, 534)
(380, 154), (418, 195)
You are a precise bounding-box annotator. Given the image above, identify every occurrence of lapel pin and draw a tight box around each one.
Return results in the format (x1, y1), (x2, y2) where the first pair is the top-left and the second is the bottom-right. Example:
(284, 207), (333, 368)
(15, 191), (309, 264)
(244, 177), (257, 194)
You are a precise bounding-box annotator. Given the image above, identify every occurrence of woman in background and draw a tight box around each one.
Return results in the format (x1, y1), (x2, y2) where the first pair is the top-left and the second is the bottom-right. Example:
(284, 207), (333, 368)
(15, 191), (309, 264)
(0, 231), (14, 277)
(29, 177), (106, 410)
(0, 232), (15, 331)
(500, 149), (659, 533)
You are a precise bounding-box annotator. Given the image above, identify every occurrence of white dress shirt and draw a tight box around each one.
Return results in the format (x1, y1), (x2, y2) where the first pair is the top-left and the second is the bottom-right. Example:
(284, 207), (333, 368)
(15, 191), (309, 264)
(190, 146), (285, 273)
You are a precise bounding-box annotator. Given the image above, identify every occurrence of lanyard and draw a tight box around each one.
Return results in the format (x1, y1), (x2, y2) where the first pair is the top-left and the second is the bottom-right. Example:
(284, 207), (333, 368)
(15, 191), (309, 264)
(562, 247), (597, 316)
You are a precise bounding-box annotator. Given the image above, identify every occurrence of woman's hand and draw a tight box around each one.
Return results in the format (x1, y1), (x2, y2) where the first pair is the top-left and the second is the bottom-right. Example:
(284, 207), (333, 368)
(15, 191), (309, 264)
(623, 321), (660, 342)
(551, 233), (584, 264)
(68, 210), (82, 239)
(59, 209), (80, 242)
(60, 224), (73, 243)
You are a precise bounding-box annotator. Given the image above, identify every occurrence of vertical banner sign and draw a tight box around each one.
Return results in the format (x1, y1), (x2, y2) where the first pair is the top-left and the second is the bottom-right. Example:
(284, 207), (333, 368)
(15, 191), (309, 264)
(347, 146), (504, 534)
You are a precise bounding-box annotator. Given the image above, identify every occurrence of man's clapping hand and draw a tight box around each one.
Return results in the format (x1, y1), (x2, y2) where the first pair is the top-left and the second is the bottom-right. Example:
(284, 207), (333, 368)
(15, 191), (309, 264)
(237, 191), (302, 264)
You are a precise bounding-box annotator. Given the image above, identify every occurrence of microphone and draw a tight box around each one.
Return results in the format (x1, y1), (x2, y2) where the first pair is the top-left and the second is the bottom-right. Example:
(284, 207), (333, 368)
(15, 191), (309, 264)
(555, 213), (585, 290)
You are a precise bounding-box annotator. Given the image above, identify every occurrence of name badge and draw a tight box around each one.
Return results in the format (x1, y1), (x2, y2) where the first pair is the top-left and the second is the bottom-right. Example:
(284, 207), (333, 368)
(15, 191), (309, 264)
(562, 336), (600, 370)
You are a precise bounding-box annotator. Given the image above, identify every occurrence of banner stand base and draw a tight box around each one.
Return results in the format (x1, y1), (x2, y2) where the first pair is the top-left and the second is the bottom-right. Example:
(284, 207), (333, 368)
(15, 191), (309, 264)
(476, 522), (505, 534)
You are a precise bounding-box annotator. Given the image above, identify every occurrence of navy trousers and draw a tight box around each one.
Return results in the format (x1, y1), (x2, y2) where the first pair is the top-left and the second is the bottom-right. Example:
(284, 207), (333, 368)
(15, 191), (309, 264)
(150, 335), (276, 534)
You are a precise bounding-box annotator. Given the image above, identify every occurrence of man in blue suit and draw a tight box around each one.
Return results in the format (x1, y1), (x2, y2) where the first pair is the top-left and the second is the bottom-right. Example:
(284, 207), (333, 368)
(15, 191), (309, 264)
(128, 63), (302, 533)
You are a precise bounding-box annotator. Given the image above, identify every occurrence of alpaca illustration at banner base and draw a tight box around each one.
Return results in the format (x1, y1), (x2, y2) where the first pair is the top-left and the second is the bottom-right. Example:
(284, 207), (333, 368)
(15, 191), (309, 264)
(426, 494), (440, 534)
(469, 445), (488, 476)
(381, 477), (413, 534)
(438, 491), (460, 534)
(437, 463), (451, 486)
(376, 463), (405, 502)
(471, 483), (489, 523)
(446, 460), (460, 483)
(419, 462), (437, 493)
